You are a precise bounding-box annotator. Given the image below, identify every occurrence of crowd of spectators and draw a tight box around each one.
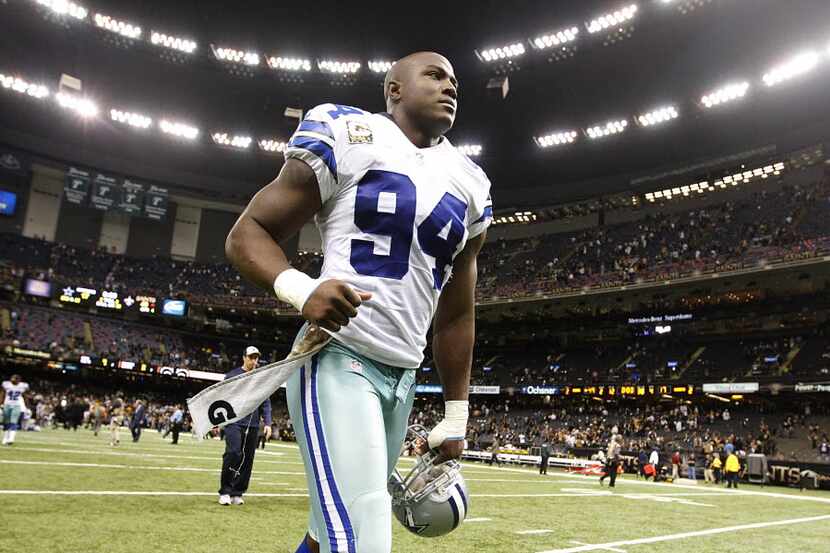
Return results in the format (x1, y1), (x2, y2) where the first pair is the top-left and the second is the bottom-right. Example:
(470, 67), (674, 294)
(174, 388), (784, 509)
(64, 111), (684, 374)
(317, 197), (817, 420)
(477, 180), (830, 299)
(14, 376), (830, 466)
(410, 396), (830, 465)
(2, 178), (830, 310)
(0, 303), (288, 373)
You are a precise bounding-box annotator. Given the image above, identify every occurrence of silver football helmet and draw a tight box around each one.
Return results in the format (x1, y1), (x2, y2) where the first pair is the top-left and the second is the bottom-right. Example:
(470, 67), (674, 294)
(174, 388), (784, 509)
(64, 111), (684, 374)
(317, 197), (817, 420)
(388, 425), (470, 537)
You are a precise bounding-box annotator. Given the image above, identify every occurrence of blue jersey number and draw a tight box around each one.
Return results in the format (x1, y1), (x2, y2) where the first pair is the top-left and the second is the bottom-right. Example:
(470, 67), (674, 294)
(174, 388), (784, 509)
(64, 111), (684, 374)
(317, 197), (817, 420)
(350, 170), (467, 290)
(327, 104), (365, 120)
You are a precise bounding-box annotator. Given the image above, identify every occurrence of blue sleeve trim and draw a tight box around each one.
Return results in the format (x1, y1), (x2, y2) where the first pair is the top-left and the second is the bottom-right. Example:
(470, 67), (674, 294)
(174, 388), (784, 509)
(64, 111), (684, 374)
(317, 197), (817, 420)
(288, 136), (337, 180)
(298, 120), (335, 141)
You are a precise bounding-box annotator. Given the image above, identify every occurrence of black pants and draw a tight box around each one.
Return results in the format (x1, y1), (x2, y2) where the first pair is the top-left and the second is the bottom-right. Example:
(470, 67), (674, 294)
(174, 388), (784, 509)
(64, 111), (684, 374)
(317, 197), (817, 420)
(540, 456), (549, 474)
(726, 471), (739, 488)
(131, 423), (142, 442)
(601, 460), (619, 487)
(258, 434), (266, 449)
(219, 425), (259, 497)
(171, 422), (182, 444)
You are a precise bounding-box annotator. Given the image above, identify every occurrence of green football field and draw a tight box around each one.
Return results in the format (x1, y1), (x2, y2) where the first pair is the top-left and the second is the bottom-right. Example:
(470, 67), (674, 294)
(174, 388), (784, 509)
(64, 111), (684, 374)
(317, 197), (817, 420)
(1, 428), (829, 553)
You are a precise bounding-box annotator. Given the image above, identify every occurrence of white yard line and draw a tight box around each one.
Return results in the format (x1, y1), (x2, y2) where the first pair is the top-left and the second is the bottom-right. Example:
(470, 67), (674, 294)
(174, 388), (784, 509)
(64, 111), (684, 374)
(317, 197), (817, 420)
(464, 517), (492, 522)
(518, 529), (554, 535)
(0, 489), (308, 497)
(462, 463), (830, 505)
(2, 445), (303, 465)
(570, 541), (627, 553)
(0, 459), (305, 475)
(536, 515), (830, 553)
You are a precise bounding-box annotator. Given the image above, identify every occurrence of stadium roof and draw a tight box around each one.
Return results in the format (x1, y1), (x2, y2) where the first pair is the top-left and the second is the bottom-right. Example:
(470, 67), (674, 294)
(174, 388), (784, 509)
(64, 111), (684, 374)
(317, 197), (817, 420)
(2, 0), (830, 207)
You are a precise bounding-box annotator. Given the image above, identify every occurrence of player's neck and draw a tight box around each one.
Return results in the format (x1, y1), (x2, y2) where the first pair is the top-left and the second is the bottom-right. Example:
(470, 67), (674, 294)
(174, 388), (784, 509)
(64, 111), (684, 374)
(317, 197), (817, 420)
(386, 112), (442, 148)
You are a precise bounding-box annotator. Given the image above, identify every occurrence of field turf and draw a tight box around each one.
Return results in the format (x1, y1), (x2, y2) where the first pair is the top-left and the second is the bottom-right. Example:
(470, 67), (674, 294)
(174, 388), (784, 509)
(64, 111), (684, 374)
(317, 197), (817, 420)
(1, 428), (829, 552)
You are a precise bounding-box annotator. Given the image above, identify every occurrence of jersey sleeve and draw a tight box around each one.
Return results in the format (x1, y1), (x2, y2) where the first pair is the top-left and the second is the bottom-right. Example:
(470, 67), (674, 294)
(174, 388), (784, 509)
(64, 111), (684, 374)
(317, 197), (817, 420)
(284, 104), (343, 205)
(467, 184), (493, 240)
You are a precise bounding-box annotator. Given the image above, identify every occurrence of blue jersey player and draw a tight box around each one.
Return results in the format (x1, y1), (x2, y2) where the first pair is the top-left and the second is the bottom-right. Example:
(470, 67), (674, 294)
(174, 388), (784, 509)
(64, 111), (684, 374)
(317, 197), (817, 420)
(226, 51), (492, 552)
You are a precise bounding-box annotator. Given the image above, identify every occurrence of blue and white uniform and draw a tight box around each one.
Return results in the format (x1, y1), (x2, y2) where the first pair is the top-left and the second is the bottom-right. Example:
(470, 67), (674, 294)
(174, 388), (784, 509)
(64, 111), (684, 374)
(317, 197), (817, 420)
(283, 104), (491, 552)
(2, 380), (28, 444)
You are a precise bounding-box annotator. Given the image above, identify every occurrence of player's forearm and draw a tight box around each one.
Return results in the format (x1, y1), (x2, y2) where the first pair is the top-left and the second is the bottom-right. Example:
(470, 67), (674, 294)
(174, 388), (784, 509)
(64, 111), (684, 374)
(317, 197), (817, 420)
(225, 215), (292, 292)
(433, 311), (475, 401)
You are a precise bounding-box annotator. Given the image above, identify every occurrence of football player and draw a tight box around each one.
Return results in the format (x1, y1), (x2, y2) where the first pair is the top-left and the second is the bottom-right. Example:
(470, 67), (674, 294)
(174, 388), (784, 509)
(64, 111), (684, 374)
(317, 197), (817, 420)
(226, 51), (492, 552)
(2, 374), (29, 445)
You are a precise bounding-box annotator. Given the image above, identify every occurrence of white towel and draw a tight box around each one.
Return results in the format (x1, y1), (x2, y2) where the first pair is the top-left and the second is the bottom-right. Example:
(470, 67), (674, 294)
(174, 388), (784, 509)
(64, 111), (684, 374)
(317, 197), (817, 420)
(187, 326), (330, 437)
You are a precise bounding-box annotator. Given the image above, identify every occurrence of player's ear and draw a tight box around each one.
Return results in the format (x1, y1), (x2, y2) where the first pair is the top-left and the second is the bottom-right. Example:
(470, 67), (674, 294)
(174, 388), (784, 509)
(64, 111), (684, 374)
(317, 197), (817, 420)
(387, 79), (402, 103)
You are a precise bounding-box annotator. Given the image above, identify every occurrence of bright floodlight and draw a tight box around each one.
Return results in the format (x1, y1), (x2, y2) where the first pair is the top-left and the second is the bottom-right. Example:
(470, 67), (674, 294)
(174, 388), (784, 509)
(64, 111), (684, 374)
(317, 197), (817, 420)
(110, 109), (152, 129)
(213, 46), (260, 66)
(150, 31), (197, 54)
(701, 81), (749, 108)
(56, 92), (98, 117)
(36, 0), (87, 20)
(532, 26), (579, 50)
(0, 74), (50, 99)
(318, 60), (361, 74)
(368, 60), (394, 73)
(258, 139), (286, 153)
(586, 4), (638, 34)
(586, 119), (628, 139)
(535, 130), (578, 148)
(763, 51), (819, 87)
(637, 105), (678, 127)
(160, 119), (199, 140)
(212, 132), (252, 149)
(457, 144), (482, 157)
(267, 57), (312, 72)
(94, 13), (141, 39)
(478, 43), (526, 62)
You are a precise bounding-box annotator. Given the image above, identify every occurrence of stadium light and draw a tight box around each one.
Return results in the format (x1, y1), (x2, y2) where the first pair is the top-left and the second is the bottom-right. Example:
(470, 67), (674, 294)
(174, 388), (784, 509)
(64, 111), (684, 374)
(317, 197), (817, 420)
(457, 144), (482, 157)
(0, 73), (50, 99)
(212, 132), (252, 149)
(258, 139), (287, 153)
(636, 105), (678, 127)
(56, 91), (98, 117)
(532, 26), (579, 50)
(267, 57), (312, 72)
(762, 51), (819, 87)
(150, 31), (197, 54)
(586, 4), (638, 34)
(478, 43), (526, 62)
(160, 119), (199, 140)
(110, 109), (152, 129)
(317, 60), (361, 74)
(368, 60), (394, 73)
(585, 119), (628, 139)
(35, 0), (87, 20)
(93, 13), (141, 39)
(535, 130), (578, 148)
(212, 46), (260, 66)
(700, 81), (749, 108)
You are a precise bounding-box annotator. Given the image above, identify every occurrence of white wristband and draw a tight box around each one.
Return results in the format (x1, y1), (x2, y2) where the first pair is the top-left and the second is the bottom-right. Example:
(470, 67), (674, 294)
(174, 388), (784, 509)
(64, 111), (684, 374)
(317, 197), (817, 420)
(427, 400), (469, 450)
(272, 269), (320, 313)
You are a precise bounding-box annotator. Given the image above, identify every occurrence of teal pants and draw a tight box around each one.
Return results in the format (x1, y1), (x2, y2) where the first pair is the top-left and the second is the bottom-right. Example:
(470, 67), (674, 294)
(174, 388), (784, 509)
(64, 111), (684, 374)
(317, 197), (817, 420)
(286, 339), (416, 553)
(3, 405), (21, 430)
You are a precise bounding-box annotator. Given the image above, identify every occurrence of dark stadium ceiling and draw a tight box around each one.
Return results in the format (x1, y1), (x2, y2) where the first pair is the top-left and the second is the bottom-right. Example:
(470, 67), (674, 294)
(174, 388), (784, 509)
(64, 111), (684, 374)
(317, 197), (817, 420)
(2, 0), (830, 207)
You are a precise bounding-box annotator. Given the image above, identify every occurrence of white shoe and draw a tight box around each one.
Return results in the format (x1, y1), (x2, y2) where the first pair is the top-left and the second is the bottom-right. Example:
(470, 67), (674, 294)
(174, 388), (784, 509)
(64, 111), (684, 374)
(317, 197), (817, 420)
(231, 496), (244, 505)
(218, 494), (232, 505)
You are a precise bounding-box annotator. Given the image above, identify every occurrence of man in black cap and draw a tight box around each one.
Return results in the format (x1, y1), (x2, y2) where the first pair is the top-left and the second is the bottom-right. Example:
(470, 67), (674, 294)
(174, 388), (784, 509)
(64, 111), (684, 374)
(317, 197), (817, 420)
(218, 346), (272, 505)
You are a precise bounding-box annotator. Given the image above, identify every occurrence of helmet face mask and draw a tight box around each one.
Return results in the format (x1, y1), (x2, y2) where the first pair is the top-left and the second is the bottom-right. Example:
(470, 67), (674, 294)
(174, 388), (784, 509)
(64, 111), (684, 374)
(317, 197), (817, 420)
(388, 425), (470, 537)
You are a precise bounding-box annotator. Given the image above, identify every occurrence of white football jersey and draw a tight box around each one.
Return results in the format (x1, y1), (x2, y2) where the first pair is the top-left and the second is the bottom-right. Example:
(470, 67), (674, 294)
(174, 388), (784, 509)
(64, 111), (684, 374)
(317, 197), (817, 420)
(2, 381), (28, 406)
(285, 104), (493, 368)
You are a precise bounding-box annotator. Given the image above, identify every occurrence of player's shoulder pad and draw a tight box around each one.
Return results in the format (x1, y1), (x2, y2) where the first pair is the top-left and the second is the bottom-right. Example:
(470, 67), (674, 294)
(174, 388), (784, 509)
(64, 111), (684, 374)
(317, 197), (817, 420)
(297, 104), (373, 145)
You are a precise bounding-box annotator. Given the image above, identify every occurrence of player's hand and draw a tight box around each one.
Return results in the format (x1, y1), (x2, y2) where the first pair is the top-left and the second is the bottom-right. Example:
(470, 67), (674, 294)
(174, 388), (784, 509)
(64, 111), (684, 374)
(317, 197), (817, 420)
(263, 426), (272, 440)
(414, 435), (465, 464)
(302, 279), (372, 332)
